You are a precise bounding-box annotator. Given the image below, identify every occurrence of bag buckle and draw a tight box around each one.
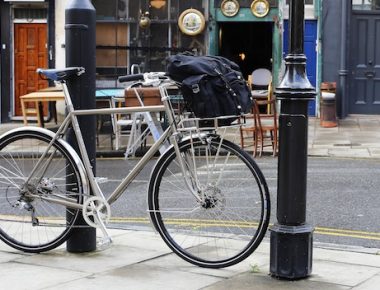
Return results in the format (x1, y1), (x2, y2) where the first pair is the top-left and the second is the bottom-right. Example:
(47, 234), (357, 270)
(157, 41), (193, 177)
(192, 84), (200, 94)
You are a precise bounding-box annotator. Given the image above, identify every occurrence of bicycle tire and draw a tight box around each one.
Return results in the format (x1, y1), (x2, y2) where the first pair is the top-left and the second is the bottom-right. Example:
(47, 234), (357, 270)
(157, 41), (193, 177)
(0, 129), (85, 253)
(148, 135), (270, 268)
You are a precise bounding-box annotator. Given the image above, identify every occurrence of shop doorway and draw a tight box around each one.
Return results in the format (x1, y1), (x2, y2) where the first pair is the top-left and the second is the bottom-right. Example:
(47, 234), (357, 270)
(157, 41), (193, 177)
(218, 22), (273, 80)
(14, 23), (48, 116)
(349, 12), (380, 114)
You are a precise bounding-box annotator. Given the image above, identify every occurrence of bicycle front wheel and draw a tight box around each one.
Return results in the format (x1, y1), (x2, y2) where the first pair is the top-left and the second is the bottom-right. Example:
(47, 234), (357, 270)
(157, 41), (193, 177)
(0, 129), (85, 253)
(148, 135), (270, 268)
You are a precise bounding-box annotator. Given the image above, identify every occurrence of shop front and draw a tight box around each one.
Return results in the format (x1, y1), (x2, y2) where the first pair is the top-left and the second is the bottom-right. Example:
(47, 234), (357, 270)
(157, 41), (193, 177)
(209, 0), (282, 86)
(0, 0), (55, 123)
(323, 0), (380, 117)
(92, 0), (283, 88)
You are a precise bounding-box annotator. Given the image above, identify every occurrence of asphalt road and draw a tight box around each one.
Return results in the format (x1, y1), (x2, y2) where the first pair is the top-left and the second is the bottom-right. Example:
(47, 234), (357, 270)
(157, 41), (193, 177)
(95, 155), (380, 250)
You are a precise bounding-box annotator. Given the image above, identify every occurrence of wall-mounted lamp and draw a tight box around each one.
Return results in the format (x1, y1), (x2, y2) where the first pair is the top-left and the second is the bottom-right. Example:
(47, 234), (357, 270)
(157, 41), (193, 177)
(150, 0), (166, 9)
(139, 11), (151, 29)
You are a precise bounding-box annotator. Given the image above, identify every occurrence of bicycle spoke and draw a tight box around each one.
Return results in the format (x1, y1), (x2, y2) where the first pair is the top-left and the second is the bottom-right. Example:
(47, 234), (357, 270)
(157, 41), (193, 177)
(149, 137), (270, 268)
(0, 130), (84, 252)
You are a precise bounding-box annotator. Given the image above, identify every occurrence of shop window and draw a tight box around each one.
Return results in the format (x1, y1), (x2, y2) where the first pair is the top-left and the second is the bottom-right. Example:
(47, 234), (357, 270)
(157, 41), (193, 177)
(14, 8), (47, 19)
(214, 0), (278, 8)
(94, 0), (208, 79)
(96, 23), (128, 77)
(284, 0), (315, 19)
(128, 0), (207, 73)
(92, 0), (128, 20)
(353, 0), (380, 10)
(286, 0), (313, 4)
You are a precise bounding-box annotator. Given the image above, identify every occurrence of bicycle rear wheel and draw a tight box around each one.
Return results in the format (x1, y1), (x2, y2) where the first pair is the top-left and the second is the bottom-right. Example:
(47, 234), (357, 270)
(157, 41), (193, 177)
(0, 129), (85, 252)
(148, 135), (270, 268)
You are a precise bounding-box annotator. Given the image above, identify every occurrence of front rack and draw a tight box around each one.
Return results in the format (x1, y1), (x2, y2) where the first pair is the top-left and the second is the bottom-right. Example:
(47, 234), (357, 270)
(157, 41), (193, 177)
(177, 115), (243, 132)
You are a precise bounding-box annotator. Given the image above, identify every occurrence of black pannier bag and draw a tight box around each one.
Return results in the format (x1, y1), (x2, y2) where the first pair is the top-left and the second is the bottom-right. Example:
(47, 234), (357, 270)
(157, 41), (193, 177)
(166, 54), (252, 125)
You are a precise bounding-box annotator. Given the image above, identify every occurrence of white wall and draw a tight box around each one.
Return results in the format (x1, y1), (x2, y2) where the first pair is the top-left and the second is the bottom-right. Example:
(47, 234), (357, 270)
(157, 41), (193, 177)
(54, 0), (69, 117)
(55, 0), (69, 69)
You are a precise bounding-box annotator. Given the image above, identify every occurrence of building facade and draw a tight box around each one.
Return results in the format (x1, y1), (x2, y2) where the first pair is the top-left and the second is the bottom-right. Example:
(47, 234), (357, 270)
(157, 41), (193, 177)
(322, 0), (380, 117)
(1, 0), (376, 123)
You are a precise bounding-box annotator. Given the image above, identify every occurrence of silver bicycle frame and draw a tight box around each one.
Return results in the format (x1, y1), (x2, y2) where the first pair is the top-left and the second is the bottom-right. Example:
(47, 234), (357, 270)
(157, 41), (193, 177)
(30, 80), (202, 211)
(64, 82), (175, 205)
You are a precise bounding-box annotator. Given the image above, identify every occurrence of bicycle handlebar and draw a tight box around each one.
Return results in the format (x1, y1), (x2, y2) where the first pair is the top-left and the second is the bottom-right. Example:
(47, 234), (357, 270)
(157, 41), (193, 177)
(118, 72), (170, 85)
(118, 74), (145, 83)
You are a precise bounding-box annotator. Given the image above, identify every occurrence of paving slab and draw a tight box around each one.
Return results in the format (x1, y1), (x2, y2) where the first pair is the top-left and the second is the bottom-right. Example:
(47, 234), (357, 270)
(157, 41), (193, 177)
(328, 148), (370, 158)
(1, 229), (168, 275)
(44, 263), (223, 290)
(1, 262), (89, 290)
(309, 260), (379, 287)
(203, 272), (350, 290)
(0, 250), (27, 263)
(351, 273), (380, 290)
(141, 248), (269, 279)
(308, 148), (329, 156)
(313, 247), (380, 267)
(18, 244), (168, 274)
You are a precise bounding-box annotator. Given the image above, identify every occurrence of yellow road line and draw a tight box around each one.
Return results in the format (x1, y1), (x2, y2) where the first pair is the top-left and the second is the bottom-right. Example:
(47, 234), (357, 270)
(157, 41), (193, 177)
(314, 226), (380, 240)
(110, 217), (260, 228)
(315, 226), (380, 237)
(108, 217), (380, 241)
(2, 214), (378, 242)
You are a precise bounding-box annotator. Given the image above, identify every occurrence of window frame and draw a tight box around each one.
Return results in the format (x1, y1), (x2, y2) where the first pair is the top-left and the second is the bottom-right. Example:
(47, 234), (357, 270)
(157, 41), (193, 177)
(283, 0), (316, 20)
(352, 0), (380, 11)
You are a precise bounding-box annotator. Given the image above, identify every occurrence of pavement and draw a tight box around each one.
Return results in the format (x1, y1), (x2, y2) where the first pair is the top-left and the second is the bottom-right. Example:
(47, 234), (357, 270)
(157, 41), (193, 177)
(308, 115), (380, 159)
(1, 115), (380, 289)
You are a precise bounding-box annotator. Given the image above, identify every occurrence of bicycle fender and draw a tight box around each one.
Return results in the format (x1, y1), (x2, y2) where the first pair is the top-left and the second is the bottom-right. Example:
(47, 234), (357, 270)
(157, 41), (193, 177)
(0, 126), (90, 197)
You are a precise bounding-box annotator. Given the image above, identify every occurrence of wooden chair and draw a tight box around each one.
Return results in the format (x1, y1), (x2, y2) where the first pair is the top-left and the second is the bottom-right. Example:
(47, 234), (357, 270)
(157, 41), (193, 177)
(241, 71), (278, 157)
(240, 102), (261, 157)
(240, 98), (278, 157)
(250, 68), (272, 101)
(255, 96), (278, 157)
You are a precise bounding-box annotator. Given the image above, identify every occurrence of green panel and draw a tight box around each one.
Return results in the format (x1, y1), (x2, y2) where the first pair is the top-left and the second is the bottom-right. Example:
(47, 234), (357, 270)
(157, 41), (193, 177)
(314, 0), (321, 18)
(208, 0), (217, 55)
(215, 8), (278, 22)
(272, 20), (282, 87)
(208, 2), (282, 85)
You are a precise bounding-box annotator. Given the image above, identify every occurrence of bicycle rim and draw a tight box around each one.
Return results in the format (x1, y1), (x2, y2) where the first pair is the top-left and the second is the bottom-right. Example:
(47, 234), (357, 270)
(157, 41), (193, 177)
(148, 136), (270, 268)
(0, 130), (84, 252)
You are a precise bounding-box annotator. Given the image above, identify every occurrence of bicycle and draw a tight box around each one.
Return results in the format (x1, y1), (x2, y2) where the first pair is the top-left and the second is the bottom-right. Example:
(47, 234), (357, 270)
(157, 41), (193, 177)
(0, 67), (270, 268)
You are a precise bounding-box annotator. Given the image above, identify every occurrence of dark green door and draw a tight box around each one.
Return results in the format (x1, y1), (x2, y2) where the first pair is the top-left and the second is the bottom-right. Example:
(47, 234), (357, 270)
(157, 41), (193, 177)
(350, 12), (380, 114)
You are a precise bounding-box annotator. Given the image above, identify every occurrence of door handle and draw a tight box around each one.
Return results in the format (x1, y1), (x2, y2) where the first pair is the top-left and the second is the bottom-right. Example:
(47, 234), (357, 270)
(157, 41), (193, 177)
(365, 71), (375, 78)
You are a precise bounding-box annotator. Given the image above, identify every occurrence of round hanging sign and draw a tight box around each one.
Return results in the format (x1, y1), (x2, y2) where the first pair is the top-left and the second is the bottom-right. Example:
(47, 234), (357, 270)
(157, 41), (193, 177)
(221, 0), (240, 17)
(178, 9), (206, 36)
(251, 0), (270, 18)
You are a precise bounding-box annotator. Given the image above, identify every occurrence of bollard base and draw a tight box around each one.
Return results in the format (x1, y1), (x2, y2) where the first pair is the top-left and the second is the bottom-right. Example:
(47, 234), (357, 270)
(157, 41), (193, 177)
(66, 215), (96, 253)
(320, 120), (338, 128)
(269, 223), (313, 280)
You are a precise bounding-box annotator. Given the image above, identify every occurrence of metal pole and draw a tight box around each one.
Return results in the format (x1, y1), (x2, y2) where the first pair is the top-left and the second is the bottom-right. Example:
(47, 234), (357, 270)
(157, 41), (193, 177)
(269, 0), (316, 279)
(339, 0), (348, 117)
(65, 0), (97, 253)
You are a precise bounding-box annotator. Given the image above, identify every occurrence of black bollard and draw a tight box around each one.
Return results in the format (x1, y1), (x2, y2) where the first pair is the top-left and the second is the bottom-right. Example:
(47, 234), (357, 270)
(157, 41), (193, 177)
(65, 0), (97, 253)
(269, 0), (316, 279)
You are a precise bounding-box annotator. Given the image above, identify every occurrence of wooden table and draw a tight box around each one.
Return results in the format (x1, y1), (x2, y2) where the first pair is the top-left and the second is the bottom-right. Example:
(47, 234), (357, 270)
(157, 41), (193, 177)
(20, 90), (65, 127)
(20, 88), (126, 129)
